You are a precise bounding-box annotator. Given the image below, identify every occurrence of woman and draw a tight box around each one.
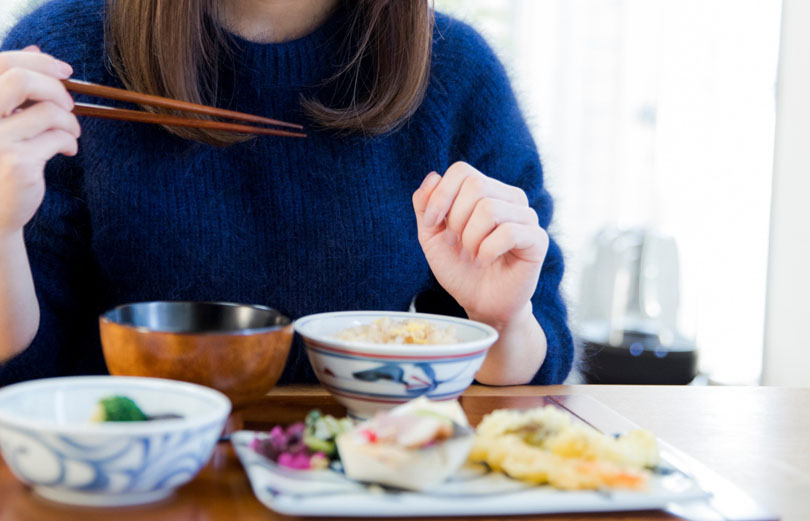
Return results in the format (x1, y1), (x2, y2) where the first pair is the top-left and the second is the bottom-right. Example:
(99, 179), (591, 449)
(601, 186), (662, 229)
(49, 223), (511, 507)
(0, 0), (572, 386)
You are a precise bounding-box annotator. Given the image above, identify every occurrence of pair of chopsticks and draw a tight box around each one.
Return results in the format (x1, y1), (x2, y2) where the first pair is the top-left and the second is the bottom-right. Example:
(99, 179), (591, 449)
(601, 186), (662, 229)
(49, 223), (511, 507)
(64, 79), (307, 138)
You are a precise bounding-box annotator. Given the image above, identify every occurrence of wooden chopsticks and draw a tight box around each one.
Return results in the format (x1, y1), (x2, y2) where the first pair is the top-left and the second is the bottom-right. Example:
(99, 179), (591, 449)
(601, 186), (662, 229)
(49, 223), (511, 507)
(63, 79), (306, 138)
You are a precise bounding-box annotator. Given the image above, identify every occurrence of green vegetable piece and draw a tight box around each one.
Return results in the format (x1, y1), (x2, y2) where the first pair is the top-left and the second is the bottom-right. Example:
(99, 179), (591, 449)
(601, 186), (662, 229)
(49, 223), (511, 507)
(303, 433), (336, 457)
(95, 396), (149, 422)
(302, 410), (354, 458)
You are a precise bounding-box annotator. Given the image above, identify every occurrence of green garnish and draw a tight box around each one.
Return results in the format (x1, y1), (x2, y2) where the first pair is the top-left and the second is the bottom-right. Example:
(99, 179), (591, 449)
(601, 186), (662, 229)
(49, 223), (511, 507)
(303, 409), (353, 457)
(93, 396), (149, 422)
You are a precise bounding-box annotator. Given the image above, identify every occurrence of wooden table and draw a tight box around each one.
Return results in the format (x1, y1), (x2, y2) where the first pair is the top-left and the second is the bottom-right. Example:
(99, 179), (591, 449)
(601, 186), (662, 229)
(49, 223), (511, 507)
(0, 385), (807, 521)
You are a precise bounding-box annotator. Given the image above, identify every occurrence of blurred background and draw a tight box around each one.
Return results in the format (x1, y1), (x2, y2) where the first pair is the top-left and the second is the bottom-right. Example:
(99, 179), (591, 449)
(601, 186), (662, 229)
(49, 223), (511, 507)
(2, 0), (806, 386)
(434, 0), (783, 387)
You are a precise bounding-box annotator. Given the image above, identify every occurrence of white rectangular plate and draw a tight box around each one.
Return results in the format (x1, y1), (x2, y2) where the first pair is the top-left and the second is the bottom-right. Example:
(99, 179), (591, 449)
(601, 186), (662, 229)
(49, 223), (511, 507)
(231, 429), (710, 517)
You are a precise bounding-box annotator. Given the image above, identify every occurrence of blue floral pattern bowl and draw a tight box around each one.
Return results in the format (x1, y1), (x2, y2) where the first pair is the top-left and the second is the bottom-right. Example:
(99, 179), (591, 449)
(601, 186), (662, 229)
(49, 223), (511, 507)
(294, 311), (499, 418)
(0, 376), (230, 506)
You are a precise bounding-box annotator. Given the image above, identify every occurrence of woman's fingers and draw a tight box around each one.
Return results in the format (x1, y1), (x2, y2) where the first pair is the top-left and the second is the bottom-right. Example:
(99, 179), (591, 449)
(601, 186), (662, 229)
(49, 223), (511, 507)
(0, 129), (77, 195)
(0, 67), (74, 116)
(412, 171), (443, 234)
(18, 129), (79, 160)
(422, 162), (478, 228)
(0, 50), (72, 79)
(417, 162), (539, 261)
(0, 101), (80, 143)
(0, 49), (78, 235)
(477, 222), (549, 267)
(444, 171), (529, 240)
(426, 161), (528, 230)
(459, 198), (539, 260)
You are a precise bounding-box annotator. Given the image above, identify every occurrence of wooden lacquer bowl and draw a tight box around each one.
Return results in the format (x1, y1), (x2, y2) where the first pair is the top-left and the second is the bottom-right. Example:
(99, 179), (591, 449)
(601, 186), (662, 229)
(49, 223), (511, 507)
(99, 302), (293, 409)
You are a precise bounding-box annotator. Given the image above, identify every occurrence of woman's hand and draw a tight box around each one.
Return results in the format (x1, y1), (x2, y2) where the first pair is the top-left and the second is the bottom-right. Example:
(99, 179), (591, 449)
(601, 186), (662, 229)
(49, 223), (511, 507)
(0, 46), (78, 360)
(412, 161), (550, 385)
(412, 161), (549, 327)
(0, 46), (79, 238)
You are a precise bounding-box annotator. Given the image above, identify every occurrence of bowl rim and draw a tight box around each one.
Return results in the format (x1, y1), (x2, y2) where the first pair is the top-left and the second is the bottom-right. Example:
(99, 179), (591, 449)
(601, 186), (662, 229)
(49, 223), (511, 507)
(293, 311), (499, 356)
(0, 376), (231, 434)
(99, 301), (292, 336)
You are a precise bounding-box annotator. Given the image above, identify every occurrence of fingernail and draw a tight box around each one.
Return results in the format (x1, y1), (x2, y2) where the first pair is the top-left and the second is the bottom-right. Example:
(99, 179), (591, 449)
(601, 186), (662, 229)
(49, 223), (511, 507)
(444, 231), (457, 246)
(423, 206), (438, 228)
(460, 249), (471, 263)
(420, 172), (438, 190)
(57, 61), (73, 78)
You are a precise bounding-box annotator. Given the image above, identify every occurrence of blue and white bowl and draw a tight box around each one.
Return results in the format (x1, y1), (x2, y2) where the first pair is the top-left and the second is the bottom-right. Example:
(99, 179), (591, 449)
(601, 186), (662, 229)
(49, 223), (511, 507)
(294, 311), (499, 418)
(0, 376), (230, 506)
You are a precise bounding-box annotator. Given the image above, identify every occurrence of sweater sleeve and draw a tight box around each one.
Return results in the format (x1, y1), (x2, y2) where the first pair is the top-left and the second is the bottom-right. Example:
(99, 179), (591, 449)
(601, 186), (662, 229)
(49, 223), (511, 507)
(432, 17), (574, 384)
(0, 10), (105, 385)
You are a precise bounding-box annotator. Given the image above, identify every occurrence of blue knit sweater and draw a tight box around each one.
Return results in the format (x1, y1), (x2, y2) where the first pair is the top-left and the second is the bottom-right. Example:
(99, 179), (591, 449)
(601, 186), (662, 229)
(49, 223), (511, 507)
(0, 0), (573, 386)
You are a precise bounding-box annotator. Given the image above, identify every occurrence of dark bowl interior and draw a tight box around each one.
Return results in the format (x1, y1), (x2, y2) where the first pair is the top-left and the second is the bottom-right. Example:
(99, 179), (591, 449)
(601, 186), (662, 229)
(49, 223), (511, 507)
(102, 301), (290, 334)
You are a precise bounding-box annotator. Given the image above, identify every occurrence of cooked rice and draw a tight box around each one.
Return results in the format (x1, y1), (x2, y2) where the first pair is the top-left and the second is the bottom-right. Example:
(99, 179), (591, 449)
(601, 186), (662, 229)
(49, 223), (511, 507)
(336, 318), (458, 344)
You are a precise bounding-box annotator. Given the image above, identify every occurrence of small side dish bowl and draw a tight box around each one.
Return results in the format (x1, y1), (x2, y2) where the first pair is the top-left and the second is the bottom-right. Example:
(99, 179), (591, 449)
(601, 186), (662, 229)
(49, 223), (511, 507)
(0, 376), (230, 507)
(99, 302), (293, 408)
(294, 311), (499, 418)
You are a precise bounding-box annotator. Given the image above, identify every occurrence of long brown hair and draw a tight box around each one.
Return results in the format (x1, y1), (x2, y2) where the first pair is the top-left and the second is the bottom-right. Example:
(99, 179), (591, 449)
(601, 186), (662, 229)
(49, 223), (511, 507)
(105, 1), (433, 146)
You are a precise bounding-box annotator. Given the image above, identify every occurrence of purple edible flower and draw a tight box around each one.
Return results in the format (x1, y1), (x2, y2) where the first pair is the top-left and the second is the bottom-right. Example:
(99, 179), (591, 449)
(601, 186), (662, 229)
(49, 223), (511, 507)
(278, 451), (312, 470)
(291, 453), (311, 469)
(252, 422), (312, 465)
